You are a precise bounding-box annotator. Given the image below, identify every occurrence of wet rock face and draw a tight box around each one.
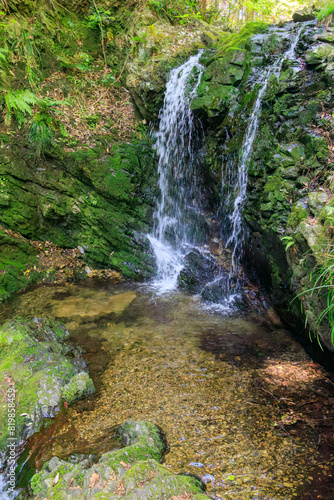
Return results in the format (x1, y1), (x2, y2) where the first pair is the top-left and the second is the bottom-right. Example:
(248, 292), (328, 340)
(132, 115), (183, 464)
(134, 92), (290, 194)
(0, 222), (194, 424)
(0, 318), (95, 450)
(30, 420), (210, 499)
(0, 229), (42, 302)
(177, 249), (244, 306)
(178, 250), (219, 294)
(191, 20), (334, 349)
(0, 139), (157, 280)
(201, 276), (233, 303)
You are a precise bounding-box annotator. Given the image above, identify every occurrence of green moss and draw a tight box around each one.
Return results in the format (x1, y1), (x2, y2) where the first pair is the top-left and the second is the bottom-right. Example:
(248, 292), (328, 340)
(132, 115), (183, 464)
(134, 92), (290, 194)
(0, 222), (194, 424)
(216, 22), (268, 55)
(301, 134), (329, 161)
(263, 174), (293, 201)
(122, 459), (171, 491)
(30, 472), (43, 495)
(0, 136), (157, 279)
(102, 437), (162, 469)
(30, 420), (211, 499)
(0, 318), (93, 450)
(287, 203), (309, 230)
(61, 372), (95, 404)
(0, 230), (43, 302)
(141, 473), (205, 498)
(191, 82), (238, 118)
(298, 101), (320, 126)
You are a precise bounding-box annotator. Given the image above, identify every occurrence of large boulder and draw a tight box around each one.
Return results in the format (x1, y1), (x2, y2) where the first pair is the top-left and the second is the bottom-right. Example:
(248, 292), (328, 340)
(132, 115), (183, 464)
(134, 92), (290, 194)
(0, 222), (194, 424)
(30, 420), (210, 499)
(0, 318), (95, 450)
(305, 43), (334, 65)
(293, 9), (316, 22)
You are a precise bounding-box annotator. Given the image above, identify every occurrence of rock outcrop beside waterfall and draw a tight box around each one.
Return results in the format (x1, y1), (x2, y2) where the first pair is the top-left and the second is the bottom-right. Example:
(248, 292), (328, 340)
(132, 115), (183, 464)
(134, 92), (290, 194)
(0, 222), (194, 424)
(129, 18), (334, 351)
(1, 0), (334, 351)
(203, 22), (334, 350)
(0, 138), (158, 289)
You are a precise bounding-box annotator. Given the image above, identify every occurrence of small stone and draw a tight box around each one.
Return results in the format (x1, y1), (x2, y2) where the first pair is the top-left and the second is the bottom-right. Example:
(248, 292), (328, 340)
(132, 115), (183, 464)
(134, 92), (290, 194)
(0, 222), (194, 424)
(85, 266), (93, 277)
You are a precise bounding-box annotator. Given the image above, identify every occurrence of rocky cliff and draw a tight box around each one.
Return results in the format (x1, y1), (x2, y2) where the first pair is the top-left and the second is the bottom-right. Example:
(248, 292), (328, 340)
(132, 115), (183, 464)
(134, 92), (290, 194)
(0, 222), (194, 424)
(128, 17), (334, 351)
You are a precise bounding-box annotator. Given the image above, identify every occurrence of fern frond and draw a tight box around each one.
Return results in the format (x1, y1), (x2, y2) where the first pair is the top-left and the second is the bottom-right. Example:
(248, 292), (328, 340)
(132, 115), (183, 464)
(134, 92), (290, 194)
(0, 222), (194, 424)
(4, 89), (38, 127)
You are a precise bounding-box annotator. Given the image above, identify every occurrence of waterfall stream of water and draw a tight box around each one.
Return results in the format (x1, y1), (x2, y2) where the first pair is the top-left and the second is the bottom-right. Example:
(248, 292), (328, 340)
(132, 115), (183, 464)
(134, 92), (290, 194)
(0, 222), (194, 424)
(226, 24), (304, 270)
(147, 52), (205, 293)
(148, 25), (305, 296)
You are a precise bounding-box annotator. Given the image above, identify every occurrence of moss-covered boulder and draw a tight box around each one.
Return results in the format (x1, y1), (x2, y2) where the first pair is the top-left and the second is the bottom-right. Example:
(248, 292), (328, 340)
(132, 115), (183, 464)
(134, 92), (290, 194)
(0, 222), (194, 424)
(30, 420), (210, 499)
(305, 43), (334, 66)
(293, 9), (316, 22)
(0, 318), (95, 450)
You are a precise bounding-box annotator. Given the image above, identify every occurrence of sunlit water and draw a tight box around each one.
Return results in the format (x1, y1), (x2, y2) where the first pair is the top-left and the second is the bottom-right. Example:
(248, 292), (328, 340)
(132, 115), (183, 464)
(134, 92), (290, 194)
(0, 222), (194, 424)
(0, 282), (326, 499)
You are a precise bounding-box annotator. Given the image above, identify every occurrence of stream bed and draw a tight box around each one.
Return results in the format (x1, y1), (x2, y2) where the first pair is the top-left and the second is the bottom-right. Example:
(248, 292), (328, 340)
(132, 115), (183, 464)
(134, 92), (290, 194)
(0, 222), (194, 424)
(1, 280), (334, 499)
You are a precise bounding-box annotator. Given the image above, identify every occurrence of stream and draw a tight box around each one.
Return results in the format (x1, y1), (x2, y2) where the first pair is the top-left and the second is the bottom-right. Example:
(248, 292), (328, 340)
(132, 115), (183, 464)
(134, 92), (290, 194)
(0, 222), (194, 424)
(1, 281), (333, 499)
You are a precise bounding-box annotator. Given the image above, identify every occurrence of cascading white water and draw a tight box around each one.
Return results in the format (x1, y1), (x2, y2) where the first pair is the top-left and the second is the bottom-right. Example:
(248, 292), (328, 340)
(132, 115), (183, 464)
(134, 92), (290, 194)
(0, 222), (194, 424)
(148, 52), (205, 293)
(226, 24), (304, 270)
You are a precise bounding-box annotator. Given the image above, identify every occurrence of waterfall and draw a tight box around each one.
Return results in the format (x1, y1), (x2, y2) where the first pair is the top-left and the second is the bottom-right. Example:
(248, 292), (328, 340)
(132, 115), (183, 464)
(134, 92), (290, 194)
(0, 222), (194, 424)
(147, 52), (205, 293)
(148, 24), (305, 297)
(226, 24), (304, 270)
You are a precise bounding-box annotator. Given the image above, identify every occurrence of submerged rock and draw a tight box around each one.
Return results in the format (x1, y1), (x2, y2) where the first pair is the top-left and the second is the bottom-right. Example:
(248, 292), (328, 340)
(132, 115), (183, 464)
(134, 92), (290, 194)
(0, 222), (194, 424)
(51, 290), (137, 324)
(30, 420), (210, 499)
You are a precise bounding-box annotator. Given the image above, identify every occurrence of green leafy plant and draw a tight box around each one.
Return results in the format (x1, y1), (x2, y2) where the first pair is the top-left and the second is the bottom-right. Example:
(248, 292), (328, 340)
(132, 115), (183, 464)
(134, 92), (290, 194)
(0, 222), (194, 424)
(4, 89), (38, 126)
(28, 112), (54, 156)
(85, 2), (117, 66)
(4, 88), (69, 154)
(148, 0), (203, 24)
(28, 97), (70, 156)
(298, 248), (334, 346)
(281, 235), (295, 251)
(318, 3), (334, 21)
(149, 0), (166, 13)
(0, 18), (42, 87)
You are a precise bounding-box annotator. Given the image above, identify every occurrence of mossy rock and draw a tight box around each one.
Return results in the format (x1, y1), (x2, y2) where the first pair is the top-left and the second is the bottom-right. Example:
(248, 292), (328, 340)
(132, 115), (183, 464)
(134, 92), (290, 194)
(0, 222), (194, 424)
(30, 420), (210, 499)
(0, 137), (157, 279)
(203, 56), (245, 86)
(0, 318), (95, 451)
(191, 82), (238, 120)
(305, 43), (334, 65)
(287, 202), (309, 230)
(0, 230), (43, 302)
